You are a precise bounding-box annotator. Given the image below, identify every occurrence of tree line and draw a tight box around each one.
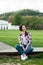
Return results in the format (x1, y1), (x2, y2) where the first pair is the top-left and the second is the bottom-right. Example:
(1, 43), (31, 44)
(0, 9), (43, 30)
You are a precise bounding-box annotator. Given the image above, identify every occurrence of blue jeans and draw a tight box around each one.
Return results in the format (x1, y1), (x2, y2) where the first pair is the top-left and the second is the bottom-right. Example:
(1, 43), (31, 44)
(15, 44), (33, 55)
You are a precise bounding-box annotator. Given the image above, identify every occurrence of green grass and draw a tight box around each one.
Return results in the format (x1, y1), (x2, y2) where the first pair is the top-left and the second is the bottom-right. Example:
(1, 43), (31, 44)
(0, 30), (43, 47)
(0, 30), (43, 65)
(0, 53), (43, 65)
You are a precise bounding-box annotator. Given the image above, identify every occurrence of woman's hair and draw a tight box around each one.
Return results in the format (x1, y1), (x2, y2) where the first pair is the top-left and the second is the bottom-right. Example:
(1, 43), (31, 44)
(19, 25), (28, 36)
(25, 31), (28, 36)
(19, 25), (23, 31)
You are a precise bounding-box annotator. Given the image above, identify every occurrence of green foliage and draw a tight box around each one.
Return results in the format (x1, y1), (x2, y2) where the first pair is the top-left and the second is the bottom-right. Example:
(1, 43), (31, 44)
(0, 9), (43, 29)
(18, 9), (43, 16)
(21, 16), (43, 30)
(12, 13), (22, 25)
(0, 9), (43, 21)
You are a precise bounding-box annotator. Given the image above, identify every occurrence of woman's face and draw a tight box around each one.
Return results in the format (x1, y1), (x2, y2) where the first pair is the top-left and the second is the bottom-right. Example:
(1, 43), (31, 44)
(22, 25), (26, 31)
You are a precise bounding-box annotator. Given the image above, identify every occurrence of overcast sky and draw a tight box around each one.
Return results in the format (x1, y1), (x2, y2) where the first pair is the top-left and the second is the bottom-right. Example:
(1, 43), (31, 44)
(0, 0), (43, 14)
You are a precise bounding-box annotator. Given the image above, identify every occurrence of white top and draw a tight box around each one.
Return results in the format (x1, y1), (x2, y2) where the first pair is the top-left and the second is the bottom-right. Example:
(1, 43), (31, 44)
(22, 34), (27, 45)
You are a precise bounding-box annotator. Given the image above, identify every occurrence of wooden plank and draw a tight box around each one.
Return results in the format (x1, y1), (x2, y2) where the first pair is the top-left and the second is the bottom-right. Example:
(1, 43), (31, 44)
(0, 42), (43, 54)
(0, 47), (43, 53)
(33, 47), (43, 52)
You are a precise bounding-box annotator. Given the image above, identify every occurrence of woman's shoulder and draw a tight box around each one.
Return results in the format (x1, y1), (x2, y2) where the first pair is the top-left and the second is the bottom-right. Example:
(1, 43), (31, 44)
(18, 33), (22, 36)
(27, 31), (32, 36)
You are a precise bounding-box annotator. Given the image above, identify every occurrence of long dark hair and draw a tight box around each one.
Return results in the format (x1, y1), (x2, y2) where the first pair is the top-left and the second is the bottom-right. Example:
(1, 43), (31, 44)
(25, 31), (28, 36)
(19, 24), (23, 31)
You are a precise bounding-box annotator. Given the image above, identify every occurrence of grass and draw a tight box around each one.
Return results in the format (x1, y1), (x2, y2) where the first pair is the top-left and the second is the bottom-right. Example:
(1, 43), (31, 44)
(0, 53), (43, 65)
(0, 30), (43, 47)
(0, 30), (43, 65)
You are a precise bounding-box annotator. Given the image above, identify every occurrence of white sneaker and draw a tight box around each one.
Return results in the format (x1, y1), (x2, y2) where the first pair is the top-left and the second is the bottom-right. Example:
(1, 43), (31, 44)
(21, 55), (25, 61)
(21, 54), (28, 61)
(24, 54), (28, 59)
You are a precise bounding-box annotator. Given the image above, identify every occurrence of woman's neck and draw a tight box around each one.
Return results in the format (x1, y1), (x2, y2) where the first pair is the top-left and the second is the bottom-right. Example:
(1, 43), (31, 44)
(21, 31), (25, 35)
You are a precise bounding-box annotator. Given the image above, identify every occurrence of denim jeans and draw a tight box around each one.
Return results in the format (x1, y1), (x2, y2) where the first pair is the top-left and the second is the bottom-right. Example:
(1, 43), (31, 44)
(15, 44), (33, 55)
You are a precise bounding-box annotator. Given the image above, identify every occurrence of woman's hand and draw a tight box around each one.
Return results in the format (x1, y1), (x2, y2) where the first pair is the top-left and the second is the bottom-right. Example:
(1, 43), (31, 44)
(26, 43), (30, 50)
(20, 44), (26, 51)
(23, 47), (26, 51)
(26, 45), (28, 50)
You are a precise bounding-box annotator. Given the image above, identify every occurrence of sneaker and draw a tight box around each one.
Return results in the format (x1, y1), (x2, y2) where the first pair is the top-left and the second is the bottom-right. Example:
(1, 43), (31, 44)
(21, 54), (28, 61)
(24, 54), (28, 59)
(21, 55), (25, 61)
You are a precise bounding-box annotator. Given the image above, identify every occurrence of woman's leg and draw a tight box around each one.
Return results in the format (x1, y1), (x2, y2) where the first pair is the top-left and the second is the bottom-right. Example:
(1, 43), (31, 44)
(15, 44), (24, 55)
(15, 44), (28, 60)
(24, 46), (33, 54)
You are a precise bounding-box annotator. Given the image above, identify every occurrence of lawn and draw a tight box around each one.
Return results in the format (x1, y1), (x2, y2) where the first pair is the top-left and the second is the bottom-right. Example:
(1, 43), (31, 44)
(0, 30), (43, 65)
(0, 30), (43, 47)
(0, 54), (43, 65)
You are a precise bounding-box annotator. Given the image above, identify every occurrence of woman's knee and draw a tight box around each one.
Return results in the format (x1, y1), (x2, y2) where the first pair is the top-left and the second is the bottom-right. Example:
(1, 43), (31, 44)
(29, 46), (33, 50)
(25, 46), (33, 54)
(15, 44), (19, 49)
(28, 46), (34, 53)
(30, 46), (34, 50)
(15, 44), (22, 50)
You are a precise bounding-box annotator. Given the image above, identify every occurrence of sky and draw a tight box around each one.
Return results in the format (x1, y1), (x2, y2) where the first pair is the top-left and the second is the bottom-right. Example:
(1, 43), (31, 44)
(0, 0), (43, 14)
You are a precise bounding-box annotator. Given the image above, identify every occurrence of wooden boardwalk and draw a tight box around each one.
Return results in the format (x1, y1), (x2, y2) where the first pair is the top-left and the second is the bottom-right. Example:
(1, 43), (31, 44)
(0, 42), (43, 55)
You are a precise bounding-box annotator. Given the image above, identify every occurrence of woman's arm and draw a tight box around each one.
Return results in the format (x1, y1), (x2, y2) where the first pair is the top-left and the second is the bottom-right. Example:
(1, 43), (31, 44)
(18, 34), (25, 50)
(26, 32), (32, 50)
(28, 32), (32, 45)
(18, 34), (22, 44)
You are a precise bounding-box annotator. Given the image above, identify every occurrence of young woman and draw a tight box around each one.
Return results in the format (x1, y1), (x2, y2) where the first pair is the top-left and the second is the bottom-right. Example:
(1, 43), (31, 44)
(15, 25), (33, 60)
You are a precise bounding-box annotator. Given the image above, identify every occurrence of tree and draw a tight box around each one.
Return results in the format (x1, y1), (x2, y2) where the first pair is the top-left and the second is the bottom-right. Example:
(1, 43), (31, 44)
(12, 13), (22, 25)
(7, 16), (14, 23)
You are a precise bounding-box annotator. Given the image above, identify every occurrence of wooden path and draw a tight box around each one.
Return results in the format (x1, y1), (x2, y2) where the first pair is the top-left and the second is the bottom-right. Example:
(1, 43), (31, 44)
(0, 42), (43, 55)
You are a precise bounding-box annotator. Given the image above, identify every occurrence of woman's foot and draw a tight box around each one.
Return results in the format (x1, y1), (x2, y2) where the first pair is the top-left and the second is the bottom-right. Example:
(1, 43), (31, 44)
(24, 54), (28, 59)
(21, 54), (28, 61)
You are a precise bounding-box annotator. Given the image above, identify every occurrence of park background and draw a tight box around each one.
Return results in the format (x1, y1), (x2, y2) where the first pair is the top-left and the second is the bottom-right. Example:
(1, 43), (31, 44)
(0, 0), (43, 65)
